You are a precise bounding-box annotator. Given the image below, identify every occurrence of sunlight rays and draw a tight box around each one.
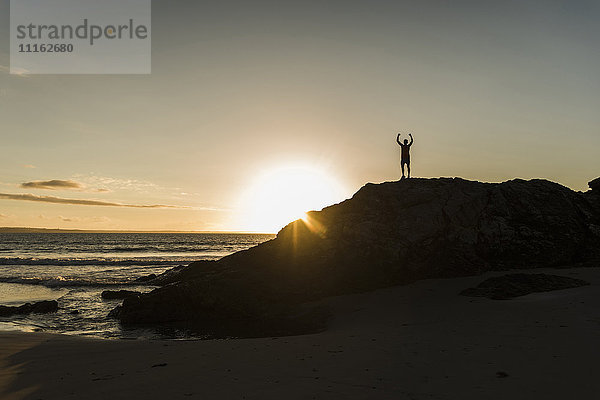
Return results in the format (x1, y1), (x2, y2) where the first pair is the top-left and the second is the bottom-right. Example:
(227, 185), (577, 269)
(237, 164), (346, 233)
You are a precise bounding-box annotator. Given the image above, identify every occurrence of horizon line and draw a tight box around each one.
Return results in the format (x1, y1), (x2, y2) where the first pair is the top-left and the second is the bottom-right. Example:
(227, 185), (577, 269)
(0, 226), (276, 235)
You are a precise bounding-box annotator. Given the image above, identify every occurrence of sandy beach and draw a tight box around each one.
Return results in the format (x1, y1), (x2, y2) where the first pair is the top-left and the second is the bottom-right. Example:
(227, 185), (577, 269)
(1, 266), (599, 399)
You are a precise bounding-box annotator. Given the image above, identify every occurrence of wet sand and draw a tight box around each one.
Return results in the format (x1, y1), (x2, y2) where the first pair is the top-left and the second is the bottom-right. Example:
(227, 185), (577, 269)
(1, 266), (599, 399)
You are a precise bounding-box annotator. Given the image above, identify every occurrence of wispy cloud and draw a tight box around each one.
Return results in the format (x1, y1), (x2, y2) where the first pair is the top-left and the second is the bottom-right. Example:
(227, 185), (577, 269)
(0, 213), (7, 219)
(93, 177), (155, 190)
(0, 193), (186, 209)
(21, 180), (82, 190)
(20, 179), (110, 193)
(57, 215), (111, 223)
(74, 175), (157, 193)
(23, 164), (36, 169)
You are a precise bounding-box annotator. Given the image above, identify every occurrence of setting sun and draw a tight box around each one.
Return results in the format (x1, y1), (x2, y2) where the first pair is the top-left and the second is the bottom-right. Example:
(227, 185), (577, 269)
(237, 165), (347, 233)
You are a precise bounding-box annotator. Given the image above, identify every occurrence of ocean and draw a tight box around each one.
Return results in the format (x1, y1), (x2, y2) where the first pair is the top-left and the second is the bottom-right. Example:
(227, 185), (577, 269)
(0, 232), (275, 339)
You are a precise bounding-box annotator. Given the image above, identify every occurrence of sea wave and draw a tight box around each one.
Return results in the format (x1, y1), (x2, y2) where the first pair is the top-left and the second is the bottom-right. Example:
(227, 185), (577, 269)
(101, 246), (219, 253)
(0, 257), (195, 266)
(0, 276), (132, 287)
(0, 257), (215, 266)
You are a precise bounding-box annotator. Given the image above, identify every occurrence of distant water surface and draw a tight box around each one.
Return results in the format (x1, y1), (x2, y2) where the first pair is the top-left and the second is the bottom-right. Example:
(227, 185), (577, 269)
(0, 232), (275, 339)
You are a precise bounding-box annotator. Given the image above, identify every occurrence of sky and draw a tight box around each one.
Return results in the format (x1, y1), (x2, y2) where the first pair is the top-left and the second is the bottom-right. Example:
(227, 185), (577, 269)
(0, 0), (599, 232)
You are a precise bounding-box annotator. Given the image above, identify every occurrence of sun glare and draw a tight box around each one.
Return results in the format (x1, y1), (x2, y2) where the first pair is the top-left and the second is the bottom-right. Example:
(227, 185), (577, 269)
(238, 165), (347, 233)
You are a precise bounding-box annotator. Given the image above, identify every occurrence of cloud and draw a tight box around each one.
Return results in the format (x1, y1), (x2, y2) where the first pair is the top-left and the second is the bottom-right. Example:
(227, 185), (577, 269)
(57, 216), (109, 223)
(23, 164), (36, 169)
(0, 213), (7, 218)
(74, 175), (158, 192)
(21, 179), (110, 192)
(0, 193), (185, 209)
(37, 215), (111, 223)
(21, 180), (82, 190)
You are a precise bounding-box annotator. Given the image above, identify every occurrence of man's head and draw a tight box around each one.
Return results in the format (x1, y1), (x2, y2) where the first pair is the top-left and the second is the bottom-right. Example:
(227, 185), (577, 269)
(403, 139), (408, 145)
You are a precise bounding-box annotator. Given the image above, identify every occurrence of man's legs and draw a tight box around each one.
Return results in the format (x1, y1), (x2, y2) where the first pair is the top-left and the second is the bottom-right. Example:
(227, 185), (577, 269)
(401, 161), (406, 178)
(407, 161), (411, 178)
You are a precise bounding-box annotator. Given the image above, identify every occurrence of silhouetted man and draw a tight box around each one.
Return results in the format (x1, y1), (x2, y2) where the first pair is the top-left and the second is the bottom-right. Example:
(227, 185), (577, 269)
(396, 133), (413, 179)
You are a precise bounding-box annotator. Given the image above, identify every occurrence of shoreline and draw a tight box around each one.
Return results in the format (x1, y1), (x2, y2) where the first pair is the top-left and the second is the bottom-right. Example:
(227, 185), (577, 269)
(0, 232), (276, 339)
(2, 266), (599, 399)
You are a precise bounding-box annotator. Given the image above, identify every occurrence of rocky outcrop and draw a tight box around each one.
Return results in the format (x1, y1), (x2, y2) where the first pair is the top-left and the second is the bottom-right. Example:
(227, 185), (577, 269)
(460, 273), (590, 299)
(101, 290), (142, 300)
(107, 305), (122, 319)
(119, 279), (331, 337)
(589, 177), (600, 193)
(134, 274), (157, 283)
(0, 300), (58, 317)
(135, 265), (190, 286)
(116, 177), (600, 332)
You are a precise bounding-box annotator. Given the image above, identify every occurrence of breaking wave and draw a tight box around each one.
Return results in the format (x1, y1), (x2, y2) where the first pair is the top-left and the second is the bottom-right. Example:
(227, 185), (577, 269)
(0, 275), (132, 287)
(0, 257), (210, 267)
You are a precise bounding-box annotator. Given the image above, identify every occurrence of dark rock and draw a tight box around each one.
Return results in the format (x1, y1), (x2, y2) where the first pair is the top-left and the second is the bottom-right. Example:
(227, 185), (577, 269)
(107, 305), (122, 319)
(133, 266), (196, 286)
(460, 273), (590, 299)
(143, 265), (198, 286)
(118, 277), (331, 337)
(118, 177), (600, 333)
(134, 273), (157, 283)
(101, 290), (142, 300)
(0, 300), (58, 317)
(30, 300), (59, 313)
(589, 177), (600, 192)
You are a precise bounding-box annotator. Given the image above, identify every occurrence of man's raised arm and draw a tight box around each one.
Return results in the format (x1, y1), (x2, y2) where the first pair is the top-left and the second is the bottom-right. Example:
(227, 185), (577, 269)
(396, 133), (402, 145)
(409, 133), (414, 146)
